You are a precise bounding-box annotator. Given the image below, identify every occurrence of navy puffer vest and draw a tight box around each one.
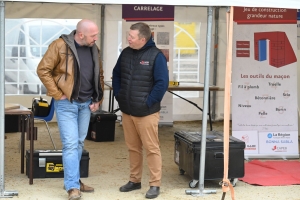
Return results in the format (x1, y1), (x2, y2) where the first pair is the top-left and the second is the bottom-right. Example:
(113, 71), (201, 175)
(116, 46), (161, 117)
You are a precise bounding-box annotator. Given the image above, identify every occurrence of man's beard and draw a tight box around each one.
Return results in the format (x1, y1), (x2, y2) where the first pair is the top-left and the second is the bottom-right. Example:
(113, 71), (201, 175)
(88, 42), (95, 47)
(83, 41), (94, 47)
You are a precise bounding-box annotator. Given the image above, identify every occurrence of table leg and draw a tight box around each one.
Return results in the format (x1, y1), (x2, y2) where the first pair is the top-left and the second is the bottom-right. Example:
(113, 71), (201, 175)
(208, 91), (212, 131)
(111, 91), (114, 113)
(29, 115), (34, 185)
(20, 115), (25, 174)
(25, 114), (34, 184)
(108, 90), (112, 112)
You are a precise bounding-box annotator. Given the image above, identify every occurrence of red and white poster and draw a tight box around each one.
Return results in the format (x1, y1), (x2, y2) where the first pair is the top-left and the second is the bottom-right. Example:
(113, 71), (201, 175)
(232, 7), (299, 158)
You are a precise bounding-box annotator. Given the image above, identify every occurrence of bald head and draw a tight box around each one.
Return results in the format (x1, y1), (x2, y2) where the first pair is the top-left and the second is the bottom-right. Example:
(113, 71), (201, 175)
(75, 19), (99, 47)
(76, 19), (97, 34)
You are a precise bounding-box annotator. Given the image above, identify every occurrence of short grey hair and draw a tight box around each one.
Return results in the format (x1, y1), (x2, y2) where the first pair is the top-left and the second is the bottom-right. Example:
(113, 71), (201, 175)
(130, 22), (151, 41)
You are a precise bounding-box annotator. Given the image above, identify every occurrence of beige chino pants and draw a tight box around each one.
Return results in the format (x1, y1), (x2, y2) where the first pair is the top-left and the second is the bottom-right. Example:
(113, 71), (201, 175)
(122, 112), (162, 186)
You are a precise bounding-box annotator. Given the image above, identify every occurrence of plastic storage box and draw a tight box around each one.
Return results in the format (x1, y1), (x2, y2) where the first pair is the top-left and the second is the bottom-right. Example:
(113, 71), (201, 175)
(26, 149), (89, 178)
(174, 131), (245, 187)
(87, 110), (117, 142)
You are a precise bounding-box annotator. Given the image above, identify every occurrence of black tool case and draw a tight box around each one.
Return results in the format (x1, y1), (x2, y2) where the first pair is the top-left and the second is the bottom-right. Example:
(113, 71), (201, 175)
(174, 131), (245, 187)
(86, 110), (117, 142)
(32, 97), (50, 117)
(26, 149), (89, 178)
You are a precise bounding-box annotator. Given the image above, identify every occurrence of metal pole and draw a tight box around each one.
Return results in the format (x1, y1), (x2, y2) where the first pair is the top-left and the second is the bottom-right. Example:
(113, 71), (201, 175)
(211, 7), (219, 121)
(0, 1), (18, 197)
(99, 4), (105, 110)
(186, 6), (216, 196)
(100, 4), (105, 60)
(0, 1), (6, 196)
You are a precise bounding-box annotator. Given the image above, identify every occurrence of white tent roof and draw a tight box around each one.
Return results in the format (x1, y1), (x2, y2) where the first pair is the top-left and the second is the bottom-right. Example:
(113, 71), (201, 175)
(2, 0), (300, 9)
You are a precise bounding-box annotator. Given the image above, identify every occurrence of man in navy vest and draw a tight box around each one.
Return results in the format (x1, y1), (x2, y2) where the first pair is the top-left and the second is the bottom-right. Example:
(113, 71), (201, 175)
(112, 22), (169, 199)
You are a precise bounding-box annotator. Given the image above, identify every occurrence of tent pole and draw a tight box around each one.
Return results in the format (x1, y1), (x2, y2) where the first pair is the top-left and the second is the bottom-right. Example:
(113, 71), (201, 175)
(0, 1), (18, 198)
(99, 4), (105, 110)
(186, 6), (216, 196)
(212, 7), (219, 121)
(100, 4), (105, 59)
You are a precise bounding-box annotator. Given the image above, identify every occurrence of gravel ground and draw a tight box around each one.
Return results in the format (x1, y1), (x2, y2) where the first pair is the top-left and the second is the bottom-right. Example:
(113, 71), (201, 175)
(3, 120), (300, 200)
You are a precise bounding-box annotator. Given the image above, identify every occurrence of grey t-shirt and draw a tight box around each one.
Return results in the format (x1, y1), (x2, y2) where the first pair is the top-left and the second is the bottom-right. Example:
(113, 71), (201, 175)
(75, 42), (94, 102)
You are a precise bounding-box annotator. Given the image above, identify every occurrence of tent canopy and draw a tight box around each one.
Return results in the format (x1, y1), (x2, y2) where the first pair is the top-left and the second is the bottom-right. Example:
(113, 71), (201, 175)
(2, 0), (300, 9)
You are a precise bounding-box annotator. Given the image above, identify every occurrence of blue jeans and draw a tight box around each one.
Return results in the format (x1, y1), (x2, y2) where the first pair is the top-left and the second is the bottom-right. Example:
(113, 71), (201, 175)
(54, 99), (92, 191)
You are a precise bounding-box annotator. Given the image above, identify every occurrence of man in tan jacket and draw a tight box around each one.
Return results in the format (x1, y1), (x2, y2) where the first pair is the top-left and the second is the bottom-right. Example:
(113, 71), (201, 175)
(37, 19), (104, 200)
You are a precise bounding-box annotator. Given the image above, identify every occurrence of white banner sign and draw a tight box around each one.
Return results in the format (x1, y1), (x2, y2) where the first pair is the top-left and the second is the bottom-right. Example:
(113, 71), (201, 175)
(258, 131), (299, 155)
(232, 7), (298, 158)
(233, 131), (259, 155)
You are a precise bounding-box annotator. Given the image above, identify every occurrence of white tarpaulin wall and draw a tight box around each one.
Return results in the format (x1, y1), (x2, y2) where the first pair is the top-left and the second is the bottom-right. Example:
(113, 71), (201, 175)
(5, 3), (101, 20)
(3, 3), (102, 118)
(2, 0), (300, 9)
(2, 2), (300, 122)
(3, 2), (227, 121)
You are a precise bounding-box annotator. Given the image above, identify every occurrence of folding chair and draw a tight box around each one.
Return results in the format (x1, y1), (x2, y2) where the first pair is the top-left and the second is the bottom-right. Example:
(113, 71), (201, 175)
(34, 98), (56, 150)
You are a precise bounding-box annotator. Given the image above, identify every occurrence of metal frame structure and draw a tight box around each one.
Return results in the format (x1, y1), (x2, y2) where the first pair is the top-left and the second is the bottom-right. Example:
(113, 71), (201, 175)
(0, 0), (299, 199)
(0, 1), (18, 197)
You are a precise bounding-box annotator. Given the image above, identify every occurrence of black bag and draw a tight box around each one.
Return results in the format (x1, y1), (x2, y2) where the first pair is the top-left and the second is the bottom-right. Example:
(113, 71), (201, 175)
(87, 110), (117, 142)
(32, 97), (50, 117)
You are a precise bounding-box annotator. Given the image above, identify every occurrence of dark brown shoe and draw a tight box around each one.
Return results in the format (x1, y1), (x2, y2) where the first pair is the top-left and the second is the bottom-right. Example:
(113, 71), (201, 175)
(119, 181), (141, 192)
(68, 189), (81, 200)
(79, 179), (94, 193)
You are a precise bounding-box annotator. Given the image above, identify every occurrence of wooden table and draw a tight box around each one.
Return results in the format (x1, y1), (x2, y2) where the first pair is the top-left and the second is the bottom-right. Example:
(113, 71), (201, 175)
(168, 82), (221, 92)
(104, 81), (223, 130)
(5, 104), (35, 185)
